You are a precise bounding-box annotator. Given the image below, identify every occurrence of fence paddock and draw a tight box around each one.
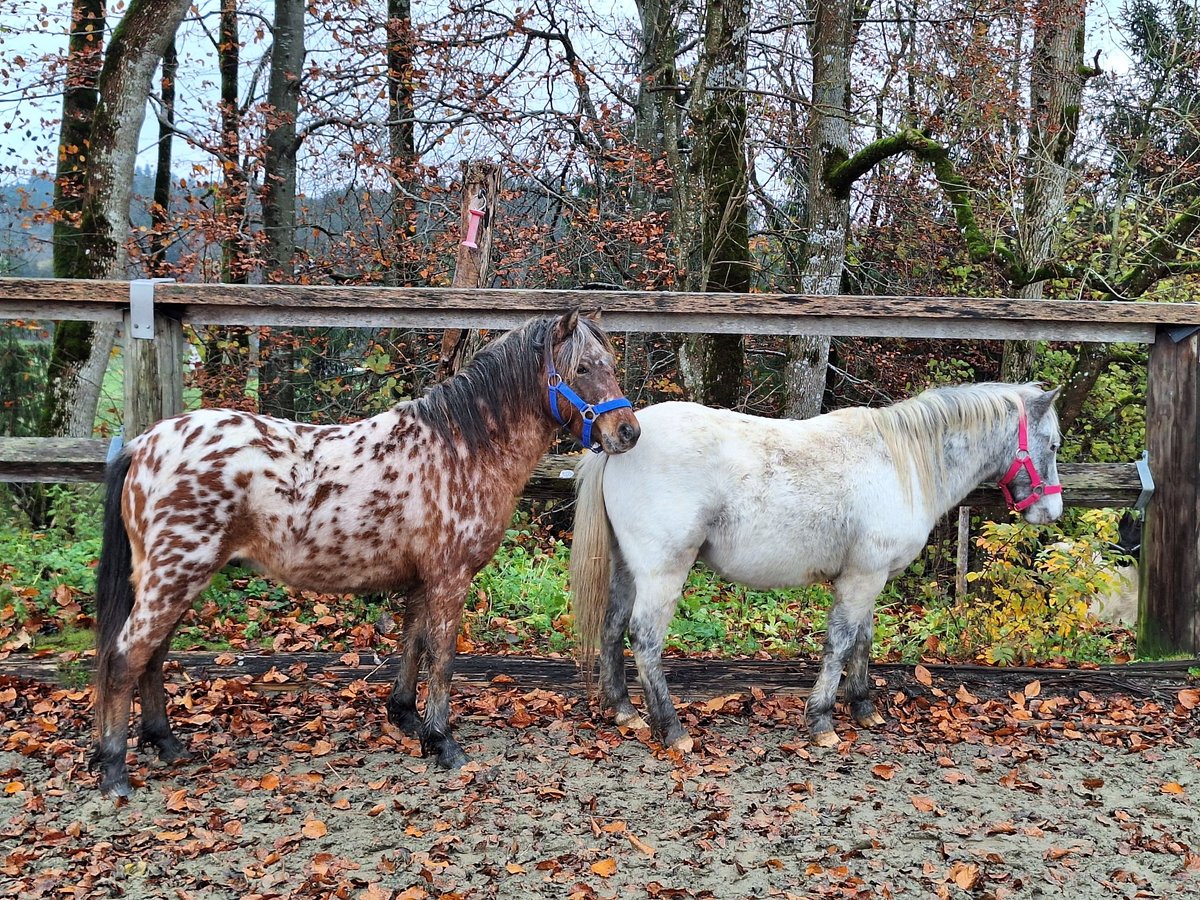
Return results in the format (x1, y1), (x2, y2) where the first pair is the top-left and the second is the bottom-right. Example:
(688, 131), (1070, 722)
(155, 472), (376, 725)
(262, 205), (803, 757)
(1, 278), (1198, 655)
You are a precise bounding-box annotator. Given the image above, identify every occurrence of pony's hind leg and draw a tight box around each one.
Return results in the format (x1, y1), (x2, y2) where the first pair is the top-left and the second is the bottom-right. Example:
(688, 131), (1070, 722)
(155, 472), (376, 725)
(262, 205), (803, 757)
(628, 568), (692, 752)
(138, 631), (191, 764)
(93, 565), (218, 795)
(599, 550), (641, 728)
(806, 571), (886, 747)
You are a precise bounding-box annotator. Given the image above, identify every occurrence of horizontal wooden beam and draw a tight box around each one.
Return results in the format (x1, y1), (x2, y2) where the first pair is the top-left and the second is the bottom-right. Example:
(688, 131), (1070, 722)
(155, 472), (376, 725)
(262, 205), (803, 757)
(527, 454), (1143, 509)
(0, 437), (111, 483)
(2, 279), (1198, 342)
(0, 438), (1144, 510)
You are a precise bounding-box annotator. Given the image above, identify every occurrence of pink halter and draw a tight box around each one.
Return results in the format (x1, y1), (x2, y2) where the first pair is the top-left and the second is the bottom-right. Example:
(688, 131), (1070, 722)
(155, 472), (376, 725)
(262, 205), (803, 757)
(997, 396), (1062, 512)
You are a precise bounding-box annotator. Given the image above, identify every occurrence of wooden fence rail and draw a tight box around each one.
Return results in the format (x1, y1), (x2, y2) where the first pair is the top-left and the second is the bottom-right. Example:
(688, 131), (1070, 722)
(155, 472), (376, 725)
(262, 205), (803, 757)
(1, 277), (1198, 654)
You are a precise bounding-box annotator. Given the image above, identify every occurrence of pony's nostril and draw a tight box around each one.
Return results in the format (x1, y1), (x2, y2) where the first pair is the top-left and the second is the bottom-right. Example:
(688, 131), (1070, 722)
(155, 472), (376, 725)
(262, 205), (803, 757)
(618, 423), (638, 444)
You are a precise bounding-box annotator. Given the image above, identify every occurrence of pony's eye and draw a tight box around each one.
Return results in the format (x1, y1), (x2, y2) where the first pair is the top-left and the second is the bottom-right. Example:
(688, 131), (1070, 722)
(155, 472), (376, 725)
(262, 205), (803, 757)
(577, 365), (591, 376)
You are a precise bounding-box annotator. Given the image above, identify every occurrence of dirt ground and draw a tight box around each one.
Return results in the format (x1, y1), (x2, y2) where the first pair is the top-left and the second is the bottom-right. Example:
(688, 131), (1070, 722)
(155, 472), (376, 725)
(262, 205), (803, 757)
(1, 664), (1198, 899)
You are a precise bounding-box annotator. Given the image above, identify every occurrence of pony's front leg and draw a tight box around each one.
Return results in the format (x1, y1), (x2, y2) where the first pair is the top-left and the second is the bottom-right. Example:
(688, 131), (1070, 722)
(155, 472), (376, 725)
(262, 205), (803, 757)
(806, 573), (885, 747)
(845, 619), (885, 730)
(418, 585), (470, 770)
(386, 598), (427, 737)
(599, 553), (642, 728)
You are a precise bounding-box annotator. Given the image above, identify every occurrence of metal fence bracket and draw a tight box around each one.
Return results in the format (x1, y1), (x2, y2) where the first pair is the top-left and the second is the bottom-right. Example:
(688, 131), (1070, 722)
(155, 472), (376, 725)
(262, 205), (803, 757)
(1135, 450), (1155, 511)
(128, 278), (175, 339)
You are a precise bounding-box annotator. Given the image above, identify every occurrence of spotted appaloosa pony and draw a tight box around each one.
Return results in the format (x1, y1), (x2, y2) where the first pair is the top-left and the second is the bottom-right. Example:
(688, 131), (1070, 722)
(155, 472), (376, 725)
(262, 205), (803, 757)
(571, 383), (1062, 752)
(91, 310), (639, 797)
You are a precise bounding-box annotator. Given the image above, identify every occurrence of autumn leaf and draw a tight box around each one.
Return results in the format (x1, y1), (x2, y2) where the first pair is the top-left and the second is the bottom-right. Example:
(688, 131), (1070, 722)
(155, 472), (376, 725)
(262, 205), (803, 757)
(506, 862), (526, 874)
(627, 832), (656, 856)
(948, 861), (979, 889)
(701, 693), (743, 714)
(3, 781), (24, 794)
(1178, 689), (1199, 710)
(1024, 680), (1042, 698)
(914, 664), (933, 686)
(871, 764), (896, 780)
(910, 795), (937, 813)
(302, 819), (328, 838)
(1161, 782), (1185, 795)
(260, 773), (280, 790)
(591, 858), (617, 877)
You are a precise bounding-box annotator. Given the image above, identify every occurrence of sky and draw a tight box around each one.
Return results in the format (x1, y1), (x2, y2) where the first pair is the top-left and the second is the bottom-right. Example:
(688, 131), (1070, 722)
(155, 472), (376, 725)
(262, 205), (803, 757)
(0, 0), (1141, 186)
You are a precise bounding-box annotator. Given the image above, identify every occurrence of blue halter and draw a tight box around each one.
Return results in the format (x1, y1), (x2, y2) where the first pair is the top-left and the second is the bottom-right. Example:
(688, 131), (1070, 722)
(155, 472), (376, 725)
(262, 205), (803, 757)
(546, 356), (632, 452)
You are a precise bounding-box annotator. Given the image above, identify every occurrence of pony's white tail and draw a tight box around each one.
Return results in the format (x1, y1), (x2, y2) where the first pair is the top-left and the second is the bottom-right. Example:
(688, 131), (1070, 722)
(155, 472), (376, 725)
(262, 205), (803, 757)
(569, 451), (612, 689)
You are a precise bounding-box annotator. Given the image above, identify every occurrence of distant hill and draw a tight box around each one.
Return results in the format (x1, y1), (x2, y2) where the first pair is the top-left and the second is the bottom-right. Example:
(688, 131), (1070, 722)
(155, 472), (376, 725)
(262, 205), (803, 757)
(0, 169), (162, 276)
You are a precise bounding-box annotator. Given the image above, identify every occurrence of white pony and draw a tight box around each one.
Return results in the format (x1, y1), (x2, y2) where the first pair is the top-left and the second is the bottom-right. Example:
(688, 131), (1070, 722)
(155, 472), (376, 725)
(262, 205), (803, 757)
(571, 383), (1063, 751)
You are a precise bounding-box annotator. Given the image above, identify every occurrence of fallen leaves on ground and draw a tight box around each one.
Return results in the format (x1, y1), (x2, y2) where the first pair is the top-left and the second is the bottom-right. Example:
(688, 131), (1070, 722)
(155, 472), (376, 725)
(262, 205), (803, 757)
(0, 659), (1196, 899)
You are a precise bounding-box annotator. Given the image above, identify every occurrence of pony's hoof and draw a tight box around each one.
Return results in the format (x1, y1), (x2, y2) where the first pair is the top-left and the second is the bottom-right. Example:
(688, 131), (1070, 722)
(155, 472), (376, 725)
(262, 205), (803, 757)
(615, 711), (647, 730)
(436, 746), (469, 770)
(668, 735), (694, 754)
(855, 710), (886, 729)
(385, 700), (422, 737)
(99, 775), (132, 799)
(158, 743), (192, 765)
(812, 730), (840, 748)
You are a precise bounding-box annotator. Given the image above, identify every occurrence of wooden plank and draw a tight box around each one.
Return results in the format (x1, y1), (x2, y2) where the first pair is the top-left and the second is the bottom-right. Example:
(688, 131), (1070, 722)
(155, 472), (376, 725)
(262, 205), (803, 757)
(1141, 327), (1200, 655)
(527, 454), (1142, 509)
(0, 440), (1140, 508)
(0, 437), (110, 483)
(3, 651), (1193, 699)
(176, 306), (1155, 342)
(3, 278), (1200, 336)
(0, 437), (1146, 509)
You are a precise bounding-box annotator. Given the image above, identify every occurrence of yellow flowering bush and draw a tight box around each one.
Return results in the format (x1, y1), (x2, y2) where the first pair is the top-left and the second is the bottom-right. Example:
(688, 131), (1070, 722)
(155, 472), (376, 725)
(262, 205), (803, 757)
(961, 509), (1126, 664)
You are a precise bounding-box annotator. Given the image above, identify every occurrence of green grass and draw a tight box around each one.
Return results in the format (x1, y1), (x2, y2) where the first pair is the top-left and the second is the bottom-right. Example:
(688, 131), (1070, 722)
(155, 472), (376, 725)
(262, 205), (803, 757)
(0, 490), (1143, 666)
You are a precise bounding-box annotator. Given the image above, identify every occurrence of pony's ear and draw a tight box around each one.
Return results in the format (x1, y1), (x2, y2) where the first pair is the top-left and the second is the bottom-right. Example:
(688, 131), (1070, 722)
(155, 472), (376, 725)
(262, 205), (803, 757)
(1027, 386), (1060, 419)
(582, 308), (602, 324)
(554, 309), (580, 342)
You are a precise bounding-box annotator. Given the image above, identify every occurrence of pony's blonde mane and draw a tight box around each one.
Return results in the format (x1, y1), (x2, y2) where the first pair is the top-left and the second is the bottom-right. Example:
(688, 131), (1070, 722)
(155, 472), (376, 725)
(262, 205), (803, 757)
(869, 382), (1052, 507)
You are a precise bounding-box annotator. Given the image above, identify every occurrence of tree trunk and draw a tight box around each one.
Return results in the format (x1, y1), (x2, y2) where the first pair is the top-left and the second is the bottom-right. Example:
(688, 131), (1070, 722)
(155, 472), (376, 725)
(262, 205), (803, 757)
(262, 0), (305, 278)
(41, 0), (190, 440)
(678, 0), (748, 409)
(385, 0), (419, 286)
(1001, 0), (1087, 383)
(783, 0), (853, 419)
(260, 0), (306, 419)
(219, 0), (249, 285)
(149, 37), (177, 277)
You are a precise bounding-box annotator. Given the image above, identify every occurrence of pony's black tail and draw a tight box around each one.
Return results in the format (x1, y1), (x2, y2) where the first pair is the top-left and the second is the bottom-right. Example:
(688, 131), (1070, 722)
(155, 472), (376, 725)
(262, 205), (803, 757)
(93, 451), (134, 708)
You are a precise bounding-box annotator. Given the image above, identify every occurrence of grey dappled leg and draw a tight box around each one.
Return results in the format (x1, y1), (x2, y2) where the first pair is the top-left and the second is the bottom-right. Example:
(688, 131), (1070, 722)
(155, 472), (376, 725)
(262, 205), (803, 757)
(806, 572), (885, 746)
(845, 625), (884, 729)
(138, 632), (190, 764)
(599, 552), (640, 727)
(386, 599), (426, 735)
(629, 570), (691, 750)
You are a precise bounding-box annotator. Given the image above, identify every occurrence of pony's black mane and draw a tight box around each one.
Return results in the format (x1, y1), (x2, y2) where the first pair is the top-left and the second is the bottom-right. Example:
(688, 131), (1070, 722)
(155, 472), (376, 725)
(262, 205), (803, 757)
(413, 314), (607, 452)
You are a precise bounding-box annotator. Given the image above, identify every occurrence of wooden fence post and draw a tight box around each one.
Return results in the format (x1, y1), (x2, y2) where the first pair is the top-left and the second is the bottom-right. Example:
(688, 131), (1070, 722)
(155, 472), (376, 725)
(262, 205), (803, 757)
(438, 160), (500, 378)
(1140, 325), (1200, 656)
(123, 281), (185, 439)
